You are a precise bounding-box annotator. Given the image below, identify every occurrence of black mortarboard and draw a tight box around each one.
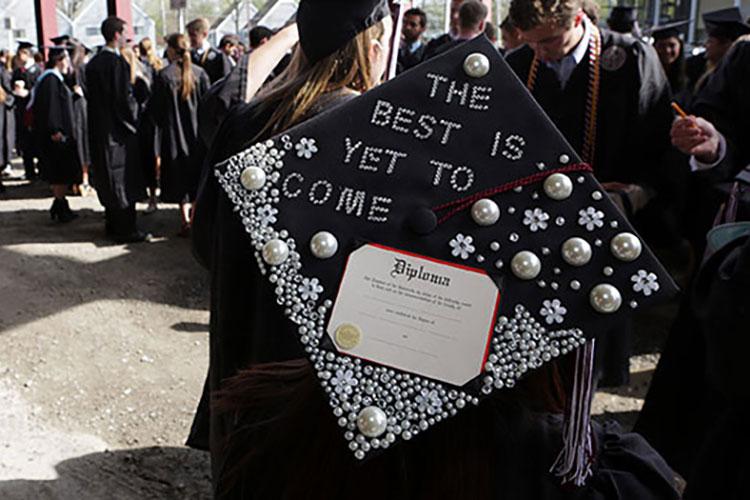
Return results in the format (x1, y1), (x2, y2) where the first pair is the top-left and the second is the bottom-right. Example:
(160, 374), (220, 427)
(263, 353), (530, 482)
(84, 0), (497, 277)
(703, 7), (750, 40)
(607, 6), (638, 32)
(16, 40), (34, 51)
(212, 37), (678, 477)
(46, 46), (70, 62)
(297, 0), (391, 63)
(648, 19), (691, 40)
(50, 34), (72, 45)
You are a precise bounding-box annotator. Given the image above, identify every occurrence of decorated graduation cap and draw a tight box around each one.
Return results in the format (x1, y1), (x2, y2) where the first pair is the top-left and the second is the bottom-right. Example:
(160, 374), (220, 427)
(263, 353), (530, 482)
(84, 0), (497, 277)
(648, 19), (691, 40)
(703, 7), (750, 40)
(213, 36), (677, 484)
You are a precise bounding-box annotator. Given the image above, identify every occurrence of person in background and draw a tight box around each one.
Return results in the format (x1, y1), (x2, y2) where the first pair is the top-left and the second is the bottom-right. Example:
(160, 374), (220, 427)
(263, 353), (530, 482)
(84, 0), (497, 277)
(422, 0), (463, 60)
(61, 37), (93, 197)
(249, 26), (274, 50)
(500, 16), (523, 52)
(149, 33), (210, 236)
(506, 0), (678, 386)
(219, 34), (240, 64)
(650, 21), (690, 105)
(424, 0), (487, 60)
(86, 16), (150, 243)
(398, 8), (428, 72)
(0, 49), (15, 187)
(138, 37), (164, 214)
(606, 6), (640, 37)
(11, 41), (41, 181)
(187, 18), (232, 83)
(32, 47), (81, 223)
(484, 20), (498, 46)
(687, 7), (750, 97)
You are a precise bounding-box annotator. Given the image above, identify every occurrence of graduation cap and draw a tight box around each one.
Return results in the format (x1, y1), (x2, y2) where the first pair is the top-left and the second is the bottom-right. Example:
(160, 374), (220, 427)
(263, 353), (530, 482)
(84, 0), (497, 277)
(647, 19), (691, 40)
(16, 40), (34, 51)
(50, 34), (72, 46)
(212, 36), (678, 482)
(703, 7), (750, 40)
(607, 6), (638, 32)
(297, 0), (391, 63)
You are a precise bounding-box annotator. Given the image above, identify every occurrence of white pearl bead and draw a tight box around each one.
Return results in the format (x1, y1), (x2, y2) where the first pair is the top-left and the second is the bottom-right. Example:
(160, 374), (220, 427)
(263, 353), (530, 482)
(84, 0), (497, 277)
(510, 251), (541, 280)
(262, 239), (289, 265)
(356, 406), (387, 438)
(470, 198), (500, 226)
(463, 52), (490, 78)
(589, 284), (622, 313)
(559, 154), (570, 164)
(309, 231), (338, 259)
(610, 232), (642, 262)
(543, 173), (573, 200)
(561, 237), (592, 266)
(240, 166), (266, 191)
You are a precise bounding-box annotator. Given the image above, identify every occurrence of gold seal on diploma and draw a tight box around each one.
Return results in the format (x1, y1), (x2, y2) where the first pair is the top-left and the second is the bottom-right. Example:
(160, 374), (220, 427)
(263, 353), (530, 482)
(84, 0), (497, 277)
(335, 323), (362, 350)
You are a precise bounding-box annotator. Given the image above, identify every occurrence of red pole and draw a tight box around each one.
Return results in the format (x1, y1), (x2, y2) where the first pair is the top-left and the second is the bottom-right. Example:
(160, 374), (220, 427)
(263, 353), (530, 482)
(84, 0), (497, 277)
(34, 0), (59, 57)
(107, 0), (136, 41)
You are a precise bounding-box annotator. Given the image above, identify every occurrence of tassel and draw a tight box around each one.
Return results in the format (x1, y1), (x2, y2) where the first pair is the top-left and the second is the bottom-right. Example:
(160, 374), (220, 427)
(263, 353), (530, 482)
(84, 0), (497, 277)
(550, 338), (596, 487)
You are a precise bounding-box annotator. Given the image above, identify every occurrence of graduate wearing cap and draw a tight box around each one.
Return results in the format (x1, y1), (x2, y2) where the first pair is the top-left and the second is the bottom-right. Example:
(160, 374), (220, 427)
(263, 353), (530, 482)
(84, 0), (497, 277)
(12, 41), (41, 180)
(649, 20), (690, 103)
(30, 47), (81, 222)
(187, 1), (680, 497)
(86, 17), (150, 242)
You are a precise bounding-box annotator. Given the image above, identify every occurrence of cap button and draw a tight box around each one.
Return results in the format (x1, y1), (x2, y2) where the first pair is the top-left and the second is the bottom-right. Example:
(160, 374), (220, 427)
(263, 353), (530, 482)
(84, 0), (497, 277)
(407, 207), (438, 235)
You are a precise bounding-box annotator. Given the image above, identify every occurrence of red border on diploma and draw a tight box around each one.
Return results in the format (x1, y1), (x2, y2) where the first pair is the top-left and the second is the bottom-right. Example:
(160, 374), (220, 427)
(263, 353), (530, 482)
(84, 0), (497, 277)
(328, 242), (501, 387)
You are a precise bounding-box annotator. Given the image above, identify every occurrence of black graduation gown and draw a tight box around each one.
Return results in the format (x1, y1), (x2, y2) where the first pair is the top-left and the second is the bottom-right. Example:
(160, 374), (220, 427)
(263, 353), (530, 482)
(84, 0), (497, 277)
(197, 53), (250, 148)
(32, 73), (81, 185)
(85, 50), (146, 209)
(149, 62), (210, 203)
(69, 64), (90, 167)
(421, 33), (454, 61)
(0, 67), (15, 166)
(397, 42), (426, 73)
(506, 29), (680, 386)
(191, 47), (232, 84)
(137, 58), (160, 189)
(11, 63), (41, 157)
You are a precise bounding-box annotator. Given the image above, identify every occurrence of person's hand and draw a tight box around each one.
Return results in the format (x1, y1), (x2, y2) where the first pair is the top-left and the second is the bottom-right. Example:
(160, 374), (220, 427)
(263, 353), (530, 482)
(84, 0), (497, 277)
(51, 132), (64, 142)
(671, 116), (720, 164)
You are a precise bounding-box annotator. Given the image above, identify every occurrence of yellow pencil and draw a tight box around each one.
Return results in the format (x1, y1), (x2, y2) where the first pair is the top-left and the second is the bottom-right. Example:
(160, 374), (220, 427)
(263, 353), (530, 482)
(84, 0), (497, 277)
(671, 102), (689, 119)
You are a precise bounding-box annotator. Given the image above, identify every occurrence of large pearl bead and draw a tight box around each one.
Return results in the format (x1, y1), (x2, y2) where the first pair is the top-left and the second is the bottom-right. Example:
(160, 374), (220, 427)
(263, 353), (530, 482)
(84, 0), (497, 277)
(357, 406), (387, 438)
(240, 166), (266, 191)
(610, 232), (642, 262)
(310, 231), (338, 259)
(589, 284), (622, 313)
(463, 52), (490, 78)
(262, 239), (289, 265)
(471, 199), (500, 226)
(561, 237), (592, 266)
(543, 173), (573, 200)
(511, 251), (541, 280)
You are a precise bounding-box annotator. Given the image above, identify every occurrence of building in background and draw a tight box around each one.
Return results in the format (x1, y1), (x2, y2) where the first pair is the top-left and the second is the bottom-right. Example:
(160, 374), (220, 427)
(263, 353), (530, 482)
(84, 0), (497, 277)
(210, 1), (259, 47)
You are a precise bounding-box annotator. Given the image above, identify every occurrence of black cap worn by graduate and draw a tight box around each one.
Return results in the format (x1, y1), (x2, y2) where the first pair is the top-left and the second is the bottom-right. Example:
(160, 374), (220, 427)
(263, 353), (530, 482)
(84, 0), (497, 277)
(297, 0), (391, 63)
(648, 19), (691, 40)
(607, 6), (638, 33)
(16, 40), (34, 51)
(703, 7), (750, 40)
(212, 37), (678, 485)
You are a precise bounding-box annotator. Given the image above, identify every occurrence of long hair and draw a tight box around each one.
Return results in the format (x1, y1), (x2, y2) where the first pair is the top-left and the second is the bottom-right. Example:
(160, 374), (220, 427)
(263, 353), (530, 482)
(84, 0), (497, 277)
(120, 46), (138, 84)
(165, 33), (195, 101)
(252, 20), (386, 140)
(138, 37), (164, 71)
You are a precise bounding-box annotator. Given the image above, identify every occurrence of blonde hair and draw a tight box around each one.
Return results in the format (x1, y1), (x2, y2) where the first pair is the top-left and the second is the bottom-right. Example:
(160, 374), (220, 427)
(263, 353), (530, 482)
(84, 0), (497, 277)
(138, 37), (164, 71)
(186, 18), (209, 35)
(254, 21), (386, 140)
(120, 46), (137, 84)
(166, 33), (195, 101)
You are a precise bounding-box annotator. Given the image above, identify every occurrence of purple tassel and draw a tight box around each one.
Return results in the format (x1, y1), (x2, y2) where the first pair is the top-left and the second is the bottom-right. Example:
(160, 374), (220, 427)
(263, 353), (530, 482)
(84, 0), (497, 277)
(550, 338), (596, 487)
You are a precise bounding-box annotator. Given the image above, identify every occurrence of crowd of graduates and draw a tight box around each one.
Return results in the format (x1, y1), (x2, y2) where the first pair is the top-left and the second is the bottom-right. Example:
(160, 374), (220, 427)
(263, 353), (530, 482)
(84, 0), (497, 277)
(1, 0), (750, 497)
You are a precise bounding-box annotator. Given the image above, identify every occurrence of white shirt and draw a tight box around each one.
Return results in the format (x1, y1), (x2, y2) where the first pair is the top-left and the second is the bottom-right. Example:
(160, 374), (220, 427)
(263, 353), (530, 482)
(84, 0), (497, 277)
(544, 21), (591, 89)
(196, 39), (211, 56)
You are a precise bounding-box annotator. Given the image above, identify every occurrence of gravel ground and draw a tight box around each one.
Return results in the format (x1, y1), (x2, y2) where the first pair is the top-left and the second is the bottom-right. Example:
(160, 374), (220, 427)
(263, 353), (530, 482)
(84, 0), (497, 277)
(0, 163), (679, 498)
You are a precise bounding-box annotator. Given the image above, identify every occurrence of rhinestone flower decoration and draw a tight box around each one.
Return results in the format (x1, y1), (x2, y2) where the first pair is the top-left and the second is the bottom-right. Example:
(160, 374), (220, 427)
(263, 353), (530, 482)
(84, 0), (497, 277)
(330, 368), (359, 396)
(298, 277), (324, 301)
(522, 207), (550, 232)
(449, 233), (476, 260)
(577, 206), (605, 231)
(631, 270), (659, 296)
(540, 298), (567, 325)
(295, 137), (319, 159)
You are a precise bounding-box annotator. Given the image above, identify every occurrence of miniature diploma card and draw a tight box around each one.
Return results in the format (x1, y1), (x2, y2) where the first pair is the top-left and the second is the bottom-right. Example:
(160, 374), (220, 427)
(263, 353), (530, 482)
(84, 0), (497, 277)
(327, 244), (500, 386)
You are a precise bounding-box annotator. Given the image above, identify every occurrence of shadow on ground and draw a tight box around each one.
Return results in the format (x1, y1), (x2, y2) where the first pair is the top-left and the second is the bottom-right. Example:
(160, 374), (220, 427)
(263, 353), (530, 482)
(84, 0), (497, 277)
(0, 447), (211, 500)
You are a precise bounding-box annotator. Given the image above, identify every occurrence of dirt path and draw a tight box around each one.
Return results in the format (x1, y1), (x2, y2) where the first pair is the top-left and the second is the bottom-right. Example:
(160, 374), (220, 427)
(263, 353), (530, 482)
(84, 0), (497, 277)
(0, 163), (676, 498)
